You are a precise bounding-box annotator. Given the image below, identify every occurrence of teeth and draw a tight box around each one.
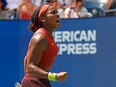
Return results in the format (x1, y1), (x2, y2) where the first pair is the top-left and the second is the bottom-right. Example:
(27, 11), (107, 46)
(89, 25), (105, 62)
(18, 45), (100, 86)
(56, 19), (60, 22)
(57, 18), (60, 20)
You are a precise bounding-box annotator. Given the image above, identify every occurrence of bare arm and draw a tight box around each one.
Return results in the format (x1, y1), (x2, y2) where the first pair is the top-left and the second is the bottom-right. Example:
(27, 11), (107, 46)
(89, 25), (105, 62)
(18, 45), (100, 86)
(106, 0), (113, 10)
(25, 33), (48, 79)
(25, 33), (68, 81)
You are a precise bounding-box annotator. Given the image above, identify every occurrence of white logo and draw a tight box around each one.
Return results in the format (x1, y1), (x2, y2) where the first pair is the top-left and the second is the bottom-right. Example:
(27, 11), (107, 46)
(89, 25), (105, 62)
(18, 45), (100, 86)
(53, 30), (97, 55)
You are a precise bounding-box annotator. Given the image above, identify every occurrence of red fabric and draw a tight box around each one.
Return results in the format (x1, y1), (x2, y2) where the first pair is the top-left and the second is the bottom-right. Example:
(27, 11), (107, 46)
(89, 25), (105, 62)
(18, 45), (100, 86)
(21, 73), (51, 87)
(33, 28), (58, 69)
(38, 5), (50, 27)
(21, 12), (30, 19)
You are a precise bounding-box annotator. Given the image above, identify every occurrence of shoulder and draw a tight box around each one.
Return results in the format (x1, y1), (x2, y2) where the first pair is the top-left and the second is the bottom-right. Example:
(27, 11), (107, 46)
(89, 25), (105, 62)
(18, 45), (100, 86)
(30, 33), (48, 49)
(32, 33), (47, 43)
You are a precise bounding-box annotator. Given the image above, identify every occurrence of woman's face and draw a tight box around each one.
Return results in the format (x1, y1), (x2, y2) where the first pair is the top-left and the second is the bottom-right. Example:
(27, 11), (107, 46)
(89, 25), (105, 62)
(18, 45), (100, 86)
(43, 6), (60, 29)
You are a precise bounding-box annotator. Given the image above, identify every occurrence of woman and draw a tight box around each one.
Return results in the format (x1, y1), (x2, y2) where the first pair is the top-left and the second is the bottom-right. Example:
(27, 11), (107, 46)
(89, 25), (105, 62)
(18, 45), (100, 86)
(64, 0), (93, 18)
(21, 4), (68, 87)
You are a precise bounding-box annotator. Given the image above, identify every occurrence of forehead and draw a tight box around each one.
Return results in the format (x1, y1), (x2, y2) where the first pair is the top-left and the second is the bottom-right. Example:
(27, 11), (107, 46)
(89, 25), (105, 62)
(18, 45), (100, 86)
(47, 6), (56, 12)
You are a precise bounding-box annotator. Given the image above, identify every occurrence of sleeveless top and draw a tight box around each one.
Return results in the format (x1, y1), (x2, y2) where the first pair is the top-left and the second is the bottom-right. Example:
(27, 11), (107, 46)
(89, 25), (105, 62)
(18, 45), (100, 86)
(29, 28), (58, 69)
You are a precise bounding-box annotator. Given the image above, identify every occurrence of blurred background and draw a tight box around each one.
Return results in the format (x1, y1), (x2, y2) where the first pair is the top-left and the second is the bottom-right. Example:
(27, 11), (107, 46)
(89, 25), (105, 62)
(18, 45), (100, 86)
(0, 0), (116, 87)
(0, 0), (116, 19)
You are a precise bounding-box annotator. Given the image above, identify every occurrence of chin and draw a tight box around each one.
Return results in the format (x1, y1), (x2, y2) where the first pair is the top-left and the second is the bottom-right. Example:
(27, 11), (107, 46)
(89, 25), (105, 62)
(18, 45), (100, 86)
(53, 23), (60, 29)
(55, 25), (60, 29)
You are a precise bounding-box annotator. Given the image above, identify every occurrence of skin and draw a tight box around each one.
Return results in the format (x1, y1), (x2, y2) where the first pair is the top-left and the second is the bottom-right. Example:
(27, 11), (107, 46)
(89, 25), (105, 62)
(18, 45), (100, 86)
(106, 0), (113, 10)
(48, 0), (64, 9)
(24, 6), (68, 82)
(64, 1), (83, 18)
(0, 1), (3, 12)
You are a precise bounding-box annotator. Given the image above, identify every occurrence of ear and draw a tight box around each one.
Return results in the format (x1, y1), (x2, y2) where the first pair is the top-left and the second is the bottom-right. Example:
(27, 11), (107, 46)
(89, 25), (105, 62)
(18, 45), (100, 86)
(40, 17), (45, 23)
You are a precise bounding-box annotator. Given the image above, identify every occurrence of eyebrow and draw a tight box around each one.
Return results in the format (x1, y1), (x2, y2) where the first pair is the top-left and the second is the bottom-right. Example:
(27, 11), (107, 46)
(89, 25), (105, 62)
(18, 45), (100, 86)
(49, 8), (57, 12)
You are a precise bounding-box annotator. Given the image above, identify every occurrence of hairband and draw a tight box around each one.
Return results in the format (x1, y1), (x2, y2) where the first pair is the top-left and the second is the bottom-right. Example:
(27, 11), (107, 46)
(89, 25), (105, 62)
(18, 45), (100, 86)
(38, 4), (50, 27)
(31, 23), (38, 31)
(32, 4), (50, 31)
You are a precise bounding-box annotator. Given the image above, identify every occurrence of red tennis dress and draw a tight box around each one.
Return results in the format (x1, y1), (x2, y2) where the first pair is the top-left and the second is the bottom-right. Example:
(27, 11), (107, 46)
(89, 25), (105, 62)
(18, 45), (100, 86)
(21, 28), (58, 87)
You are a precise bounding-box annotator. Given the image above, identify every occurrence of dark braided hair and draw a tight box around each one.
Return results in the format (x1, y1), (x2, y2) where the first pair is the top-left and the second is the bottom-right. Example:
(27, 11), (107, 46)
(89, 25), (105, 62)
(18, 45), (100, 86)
(28, 4), (45, 32)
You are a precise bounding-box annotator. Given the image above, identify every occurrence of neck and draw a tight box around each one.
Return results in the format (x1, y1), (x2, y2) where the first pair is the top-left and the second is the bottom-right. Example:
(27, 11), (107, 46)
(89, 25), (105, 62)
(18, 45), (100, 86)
(42, 26), (54, 37)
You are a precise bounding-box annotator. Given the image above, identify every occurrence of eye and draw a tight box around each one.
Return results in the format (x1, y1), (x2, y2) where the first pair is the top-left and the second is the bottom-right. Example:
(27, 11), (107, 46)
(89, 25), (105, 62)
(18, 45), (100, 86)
(50, 10), (58, 14)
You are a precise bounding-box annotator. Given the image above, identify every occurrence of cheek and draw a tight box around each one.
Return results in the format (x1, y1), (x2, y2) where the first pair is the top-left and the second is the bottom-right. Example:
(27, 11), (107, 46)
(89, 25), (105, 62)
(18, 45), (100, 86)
(48, 16), (56, 23)
(45, 15), (57, 26)
(51, 20), (56, 27)
(45, 18), (55, 27)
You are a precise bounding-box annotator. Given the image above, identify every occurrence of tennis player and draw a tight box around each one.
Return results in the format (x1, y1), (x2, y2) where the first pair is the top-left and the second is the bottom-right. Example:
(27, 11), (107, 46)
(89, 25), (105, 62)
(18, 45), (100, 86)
(21, 3), (68, 87)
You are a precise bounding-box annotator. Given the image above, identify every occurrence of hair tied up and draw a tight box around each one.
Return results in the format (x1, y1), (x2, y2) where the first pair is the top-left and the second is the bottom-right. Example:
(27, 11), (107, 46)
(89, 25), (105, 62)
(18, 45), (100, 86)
(32, 23), (39, 31)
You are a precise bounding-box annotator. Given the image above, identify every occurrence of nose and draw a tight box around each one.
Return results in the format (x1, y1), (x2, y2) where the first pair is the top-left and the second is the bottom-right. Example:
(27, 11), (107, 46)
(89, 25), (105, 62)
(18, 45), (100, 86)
(57, 13), (60, 18)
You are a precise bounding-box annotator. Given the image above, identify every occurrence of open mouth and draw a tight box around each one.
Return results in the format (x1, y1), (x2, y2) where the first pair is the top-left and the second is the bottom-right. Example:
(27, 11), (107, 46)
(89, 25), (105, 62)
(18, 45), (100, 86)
(56, 19), (60, 23)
